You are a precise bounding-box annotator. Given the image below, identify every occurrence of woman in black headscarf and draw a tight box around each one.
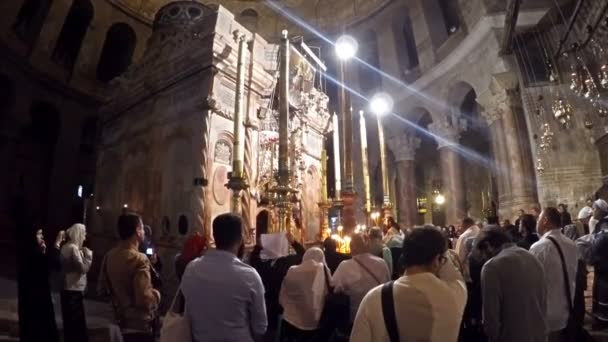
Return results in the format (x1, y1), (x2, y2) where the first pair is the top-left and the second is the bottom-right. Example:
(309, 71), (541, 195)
(15, 197), (63, 342)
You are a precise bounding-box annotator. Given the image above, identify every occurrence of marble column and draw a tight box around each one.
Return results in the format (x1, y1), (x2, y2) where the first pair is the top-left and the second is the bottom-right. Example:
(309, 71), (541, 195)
(429, 121), (465, 225)
(476, 72), (537, 216)
(388, 134), (419, 228)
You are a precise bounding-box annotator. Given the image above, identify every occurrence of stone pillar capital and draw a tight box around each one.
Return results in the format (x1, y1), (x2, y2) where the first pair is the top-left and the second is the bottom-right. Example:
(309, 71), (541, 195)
(476, 72), (519, 125)
(428, 121), (461, 149)
(388, 134), (420, 161)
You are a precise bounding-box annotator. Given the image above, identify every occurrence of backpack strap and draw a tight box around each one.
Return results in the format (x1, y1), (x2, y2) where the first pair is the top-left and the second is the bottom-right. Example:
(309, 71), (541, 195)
(546, 236), (574, 314)
(381, 281), (399, 342)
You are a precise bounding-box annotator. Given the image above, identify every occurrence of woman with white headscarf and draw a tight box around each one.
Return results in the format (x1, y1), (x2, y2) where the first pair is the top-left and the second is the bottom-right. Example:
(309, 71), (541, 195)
(60, 223), (92, 342)
(279, 247), (329, 342)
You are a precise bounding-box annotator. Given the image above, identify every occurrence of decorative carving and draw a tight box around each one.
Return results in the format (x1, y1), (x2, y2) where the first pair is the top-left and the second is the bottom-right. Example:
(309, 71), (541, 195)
(428, 121), (461, 149)
(214, 140), (232, 164)
(388, 135), (420, 161)
(476, 88), (512, 125)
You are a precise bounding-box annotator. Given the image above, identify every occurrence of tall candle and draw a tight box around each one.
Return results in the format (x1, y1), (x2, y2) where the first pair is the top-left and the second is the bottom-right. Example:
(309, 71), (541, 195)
(359, 110), (371, 213)
(332, 113), (342, 199)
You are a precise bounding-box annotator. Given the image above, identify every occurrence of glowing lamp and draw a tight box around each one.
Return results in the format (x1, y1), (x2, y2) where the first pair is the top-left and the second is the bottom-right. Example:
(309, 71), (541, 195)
(434, 194), (446, 205)
(370, 93), (394, 116)
(335, 35), (358, 61)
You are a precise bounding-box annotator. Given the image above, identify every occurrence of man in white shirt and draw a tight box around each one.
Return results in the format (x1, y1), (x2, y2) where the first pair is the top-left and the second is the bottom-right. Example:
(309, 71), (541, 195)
(332, 233), (390, 322)
(182, 214), (267, 342)
(455, 217), (479, 281)
(530, 207), (578, 341)
(351, 227), (466, 342)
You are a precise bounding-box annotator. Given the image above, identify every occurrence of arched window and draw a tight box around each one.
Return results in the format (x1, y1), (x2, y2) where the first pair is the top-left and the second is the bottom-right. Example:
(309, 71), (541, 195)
(13, 0), (53, 46)
(239, 9), (258, 33)
(0, 74), (16, 117)
(438, 0), (460, 35)
(358, 30), (381, 94)
(96, 23), (136, 83)
(178, 215), (189, 235)
(52, 0), (93, 69)
(161, 216), (171, 235)
(422, 0), (460, 49)
(393, 11), (419, 77)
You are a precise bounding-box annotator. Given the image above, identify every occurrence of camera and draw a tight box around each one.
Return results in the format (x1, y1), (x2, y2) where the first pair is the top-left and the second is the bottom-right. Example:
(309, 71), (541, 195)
(146, 248), (154, 256)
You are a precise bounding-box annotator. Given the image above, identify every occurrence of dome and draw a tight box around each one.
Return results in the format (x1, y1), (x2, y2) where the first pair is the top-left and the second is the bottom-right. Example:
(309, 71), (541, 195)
(153, 1), (209, 31)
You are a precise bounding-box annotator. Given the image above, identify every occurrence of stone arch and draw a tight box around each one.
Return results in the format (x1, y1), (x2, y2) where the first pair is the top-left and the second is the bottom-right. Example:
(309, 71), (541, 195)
(52, 0), (94, 69)
(97, 23), (137, 83)
(13, 0), (53, 46)
(358, 29), (381, 94)
(446, 81), (477, 124)
(239, 8), (259, 33)
(0, 74), (16, 117)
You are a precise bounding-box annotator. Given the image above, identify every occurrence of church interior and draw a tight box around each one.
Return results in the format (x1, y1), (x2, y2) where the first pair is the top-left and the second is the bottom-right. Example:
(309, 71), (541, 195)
(3, 0), (608, 339)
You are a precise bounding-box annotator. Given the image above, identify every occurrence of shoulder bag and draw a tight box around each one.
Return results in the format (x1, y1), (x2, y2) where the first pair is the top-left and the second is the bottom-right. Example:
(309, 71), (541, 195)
(382, 281), (400, 342)
(546, 236), (592, 342)
(353, 257), (383, 284)
(160, 288), (191, 342)
(316, 267), (350, 341)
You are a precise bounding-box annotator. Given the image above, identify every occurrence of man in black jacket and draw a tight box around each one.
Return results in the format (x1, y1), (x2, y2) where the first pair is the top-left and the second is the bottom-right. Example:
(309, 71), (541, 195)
(249, 232), (306, 341)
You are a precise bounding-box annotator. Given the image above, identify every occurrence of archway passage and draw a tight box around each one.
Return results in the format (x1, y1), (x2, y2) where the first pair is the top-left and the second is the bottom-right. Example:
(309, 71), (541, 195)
(457, 86), (496, 220)
(413, 109), (444, 226)
(97, 23), (136, 83)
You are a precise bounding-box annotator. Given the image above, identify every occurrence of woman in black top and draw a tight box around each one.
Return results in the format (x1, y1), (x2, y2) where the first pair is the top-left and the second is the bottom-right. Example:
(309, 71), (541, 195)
(516, 214), (539, 250)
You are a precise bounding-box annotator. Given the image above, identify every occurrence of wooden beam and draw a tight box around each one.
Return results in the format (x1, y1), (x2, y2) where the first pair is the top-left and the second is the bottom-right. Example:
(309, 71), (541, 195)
(500, 0), (522, 55)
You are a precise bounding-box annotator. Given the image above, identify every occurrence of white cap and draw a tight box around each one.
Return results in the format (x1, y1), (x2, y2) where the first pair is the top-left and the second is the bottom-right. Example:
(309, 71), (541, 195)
(577, 206), (593, 220)
(593, 199), (608, 212)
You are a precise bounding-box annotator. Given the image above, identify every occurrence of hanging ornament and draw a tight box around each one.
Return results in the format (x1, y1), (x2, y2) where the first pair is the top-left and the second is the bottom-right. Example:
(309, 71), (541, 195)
(593, 102), (608, 118)
(552, 97), (573, 129)
(536, 156), (545, 174)
(538, 123), (554, 152)
(546, 59), (559, 83)
(535, 95), (545, 116)
(584, 115), (595, 130)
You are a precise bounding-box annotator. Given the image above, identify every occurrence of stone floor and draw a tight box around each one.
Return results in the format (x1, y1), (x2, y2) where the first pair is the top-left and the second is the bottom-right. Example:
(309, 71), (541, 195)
(0, 277), (121, 341)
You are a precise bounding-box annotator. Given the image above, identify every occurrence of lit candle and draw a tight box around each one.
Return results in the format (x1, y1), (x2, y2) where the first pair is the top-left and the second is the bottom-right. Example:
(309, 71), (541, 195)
(359, 110), (371, 214)
(332, 113), (342, 199)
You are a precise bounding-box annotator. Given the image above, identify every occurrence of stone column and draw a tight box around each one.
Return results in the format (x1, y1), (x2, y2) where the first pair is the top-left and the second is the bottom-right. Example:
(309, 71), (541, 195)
(477, 72), (537, 216)
(429, 121), (465, 225)
(388, 134), (419, 228)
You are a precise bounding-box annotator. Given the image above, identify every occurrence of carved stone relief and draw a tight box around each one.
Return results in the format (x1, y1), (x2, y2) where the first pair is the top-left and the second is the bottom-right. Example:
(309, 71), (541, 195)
(214, 139), (232, 165)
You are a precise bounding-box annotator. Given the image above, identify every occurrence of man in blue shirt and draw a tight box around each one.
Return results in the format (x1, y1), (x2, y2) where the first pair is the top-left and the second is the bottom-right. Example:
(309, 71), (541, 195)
(182, 213), (267, 342)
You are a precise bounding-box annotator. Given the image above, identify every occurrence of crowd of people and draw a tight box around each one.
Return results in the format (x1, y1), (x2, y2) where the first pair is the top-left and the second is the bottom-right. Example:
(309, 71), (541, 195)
(15, 197), (608, 342)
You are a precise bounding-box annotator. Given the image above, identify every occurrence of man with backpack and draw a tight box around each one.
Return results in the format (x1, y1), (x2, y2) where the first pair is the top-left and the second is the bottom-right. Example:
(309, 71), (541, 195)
(350, 227), (466, 341)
